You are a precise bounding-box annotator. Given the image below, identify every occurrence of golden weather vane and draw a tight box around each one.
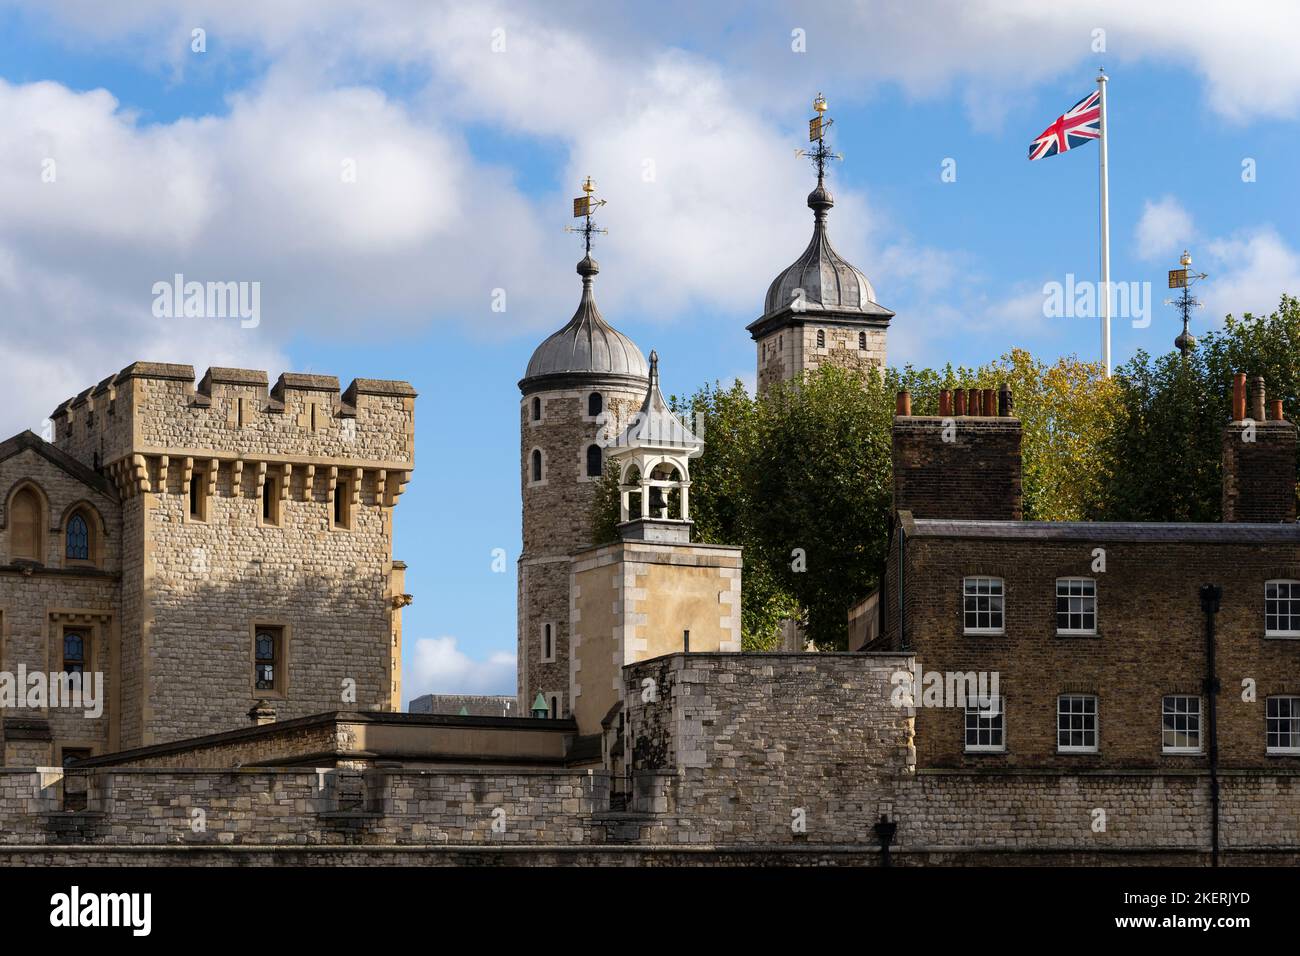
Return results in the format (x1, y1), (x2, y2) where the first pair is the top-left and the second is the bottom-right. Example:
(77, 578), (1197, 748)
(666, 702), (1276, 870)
(795, 92), (844, 183)
(564, 175), (608, 256)
(1166, 249), (1208, 356)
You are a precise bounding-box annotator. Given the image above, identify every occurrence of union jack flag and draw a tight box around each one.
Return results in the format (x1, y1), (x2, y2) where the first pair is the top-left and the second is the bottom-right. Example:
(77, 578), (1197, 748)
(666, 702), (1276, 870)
(1028, 90), (1101, 160)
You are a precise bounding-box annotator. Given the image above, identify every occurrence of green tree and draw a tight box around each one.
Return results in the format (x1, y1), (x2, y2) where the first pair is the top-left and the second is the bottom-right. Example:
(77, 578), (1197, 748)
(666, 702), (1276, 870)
(746, 366), (895, 648)
(1098, 294), (1300, 521)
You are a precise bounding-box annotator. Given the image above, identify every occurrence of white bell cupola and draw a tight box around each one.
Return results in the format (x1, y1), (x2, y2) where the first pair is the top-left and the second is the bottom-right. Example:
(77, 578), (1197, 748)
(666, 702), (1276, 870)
(608, 350), (703, 542)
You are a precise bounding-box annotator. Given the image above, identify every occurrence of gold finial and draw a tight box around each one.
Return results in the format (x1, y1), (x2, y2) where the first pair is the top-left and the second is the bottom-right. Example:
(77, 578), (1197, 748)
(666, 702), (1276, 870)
(1180, 249), (1192, 267)
(813, 92), (828, 113)
(566, 174), (608, 255)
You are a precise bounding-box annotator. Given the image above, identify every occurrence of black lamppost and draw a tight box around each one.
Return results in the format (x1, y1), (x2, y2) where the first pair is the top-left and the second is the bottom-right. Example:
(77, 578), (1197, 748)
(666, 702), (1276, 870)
(873, 814), (898, 867)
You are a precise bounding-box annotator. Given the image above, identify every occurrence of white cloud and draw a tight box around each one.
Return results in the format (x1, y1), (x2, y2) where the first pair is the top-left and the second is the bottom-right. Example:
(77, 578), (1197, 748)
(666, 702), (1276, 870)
(407, 635), (516, 697)
(1203, 227), (1300, 322)
(3, 0), (1300, 433)
(1135, 196), (1195, 261)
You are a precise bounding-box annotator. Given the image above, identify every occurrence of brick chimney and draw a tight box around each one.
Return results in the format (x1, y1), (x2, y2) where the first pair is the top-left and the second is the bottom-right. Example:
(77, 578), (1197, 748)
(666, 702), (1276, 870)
(1222, 373), (1297, 523)
(892, 384), (1023, 520)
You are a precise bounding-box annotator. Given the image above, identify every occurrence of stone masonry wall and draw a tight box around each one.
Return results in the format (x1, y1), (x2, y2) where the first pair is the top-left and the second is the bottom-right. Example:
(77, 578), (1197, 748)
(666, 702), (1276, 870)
(48, 363), (416, 750)
(518, 384), (643, 715)
(0, 447), (121, 762)
(756, 323), (885, 393)
(623, 652), (915, 845)
(0, 766), (606, 846)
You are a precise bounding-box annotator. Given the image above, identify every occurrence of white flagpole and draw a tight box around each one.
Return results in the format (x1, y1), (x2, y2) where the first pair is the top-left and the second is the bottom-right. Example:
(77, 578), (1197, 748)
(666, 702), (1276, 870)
(1097, 69), (1111, 377)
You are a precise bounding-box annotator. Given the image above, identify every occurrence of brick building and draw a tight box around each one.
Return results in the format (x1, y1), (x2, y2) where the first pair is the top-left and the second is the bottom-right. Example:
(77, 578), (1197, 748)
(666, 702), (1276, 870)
(878, 379), (1300, 783)
(0, 362), (415, 764)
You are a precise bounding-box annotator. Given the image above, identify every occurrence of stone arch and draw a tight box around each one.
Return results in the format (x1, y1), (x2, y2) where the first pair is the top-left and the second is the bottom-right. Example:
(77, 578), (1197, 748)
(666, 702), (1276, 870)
(58, 499), (107, 567)
(5, 479), (50, 563)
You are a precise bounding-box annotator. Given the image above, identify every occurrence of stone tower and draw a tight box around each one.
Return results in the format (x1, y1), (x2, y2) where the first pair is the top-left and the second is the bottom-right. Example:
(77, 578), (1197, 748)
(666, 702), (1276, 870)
(518, 254), (649, 718)
(46, 363), (416, 749)
(747, 96), (895, 393)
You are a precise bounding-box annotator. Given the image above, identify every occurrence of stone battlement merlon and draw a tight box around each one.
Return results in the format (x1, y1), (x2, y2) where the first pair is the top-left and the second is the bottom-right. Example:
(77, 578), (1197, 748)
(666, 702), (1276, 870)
(49, 362), (417, 481)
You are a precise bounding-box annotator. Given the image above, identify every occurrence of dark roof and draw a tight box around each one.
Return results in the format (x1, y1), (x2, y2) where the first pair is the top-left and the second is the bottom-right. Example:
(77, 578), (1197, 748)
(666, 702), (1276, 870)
(0, 431), (118, 500)
(907, 516), (1300, 544)
(747, 181), (893, 339)
(521, 255), (648, 389)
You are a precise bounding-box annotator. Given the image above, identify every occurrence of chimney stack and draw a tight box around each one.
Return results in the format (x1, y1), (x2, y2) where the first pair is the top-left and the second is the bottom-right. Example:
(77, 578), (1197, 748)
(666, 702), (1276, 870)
(1251, 375), (1267, 422)
(891, 383), (1022, 520)
(1223, 373), (1297, 523)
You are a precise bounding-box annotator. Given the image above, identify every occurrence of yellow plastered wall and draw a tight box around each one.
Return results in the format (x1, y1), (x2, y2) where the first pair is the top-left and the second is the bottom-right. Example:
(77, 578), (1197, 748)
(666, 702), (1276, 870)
(570, 541), (742, 737)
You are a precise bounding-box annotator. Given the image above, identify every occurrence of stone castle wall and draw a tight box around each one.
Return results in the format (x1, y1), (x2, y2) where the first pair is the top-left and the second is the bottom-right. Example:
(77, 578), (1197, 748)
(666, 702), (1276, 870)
(518, 385), (643, 715)
(39, 362), (417, 752)
(0, 446), (122, 763)
(1, 654), (1298, 863)
(756, 323), (885, 393)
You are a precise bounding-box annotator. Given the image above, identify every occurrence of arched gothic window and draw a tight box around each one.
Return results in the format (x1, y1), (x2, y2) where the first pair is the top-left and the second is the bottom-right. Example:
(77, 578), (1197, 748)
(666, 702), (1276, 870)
(531, 397), (541, 421)
(588, 392), (603, 417)
(9, 487), (42, 562)
(858, 331), (866, 350)
(586, 444), (602, 478)
(66, 512), (89, 560)
(531, 449), (543, 483)
(816, 329), (826, 348)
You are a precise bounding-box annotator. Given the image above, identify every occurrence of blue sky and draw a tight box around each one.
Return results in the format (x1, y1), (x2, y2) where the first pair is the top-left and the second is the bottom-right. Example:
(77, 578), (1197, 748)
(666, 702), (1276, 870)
(1, 1), (1298, 700)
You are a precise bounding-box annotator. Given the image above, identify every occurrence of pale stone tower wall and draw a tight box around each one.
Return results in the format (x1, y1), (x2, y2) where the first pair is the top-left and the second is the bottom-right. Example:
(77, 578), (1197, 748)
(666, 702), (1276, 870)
(517, 384), (642, 718)
(50, 362), (416, 748)
(517, 253), (649, 719)
(755, 323), (887, 393)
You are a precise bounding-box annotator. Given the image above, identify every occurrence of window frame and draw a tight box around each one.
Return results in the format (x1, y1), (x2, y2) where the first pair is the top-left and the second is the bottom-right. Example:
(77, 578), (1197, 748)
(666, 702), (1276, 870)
(62, 628), (89, 677)
(251, 623), (289, 698)
(1055, 577), (1098, 636)
(1266, 696), (1300, 755)
(815, 328), (825, 349)
(332, 475), (353, 531)
(261, 474), (282, 527)
(188, 465), (208, 522)
(540, 622), (556, 663)
(528, 447), (546, 486)
(531, 396), (542, 422)
(962, 576), (1005, 635)
(587, 391), (603, 419)
(1265, 580), (1300, 638)
(65, 511), (91, 561)
(963, 696), (1006, 753)
(1161, 694), (1203, 754)
(1056, 694), (1099, 753)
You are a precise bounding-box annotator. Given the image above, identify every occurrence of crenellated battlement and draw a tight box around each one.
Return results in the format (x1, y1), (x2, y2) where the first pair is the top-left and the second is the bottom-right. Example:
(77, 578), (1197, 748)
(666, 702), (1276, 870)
(51, 363), (417, 485)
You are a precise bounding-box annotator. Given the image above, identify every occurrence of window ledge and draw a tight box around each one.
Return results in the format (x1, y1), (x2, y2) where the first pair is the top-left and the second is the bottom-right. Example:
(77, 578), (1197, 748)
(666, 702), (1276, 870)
(963, 629), (1005, 637)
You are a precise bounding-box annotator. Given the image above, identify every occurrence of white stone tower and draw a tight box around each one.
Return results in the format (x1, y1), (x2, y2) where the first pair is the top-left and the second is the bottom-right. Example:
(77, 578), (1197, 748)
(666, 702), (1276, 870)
(518, 193), (649, 718)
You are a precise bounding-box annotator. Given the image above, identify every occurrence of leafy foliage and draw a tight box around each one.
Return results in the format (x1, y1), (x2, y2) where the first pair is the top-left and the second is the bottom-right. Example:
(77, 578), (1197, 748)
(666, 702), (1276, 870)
(1098, 295), (1300, 520)
(589, 300), (1300, 651)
